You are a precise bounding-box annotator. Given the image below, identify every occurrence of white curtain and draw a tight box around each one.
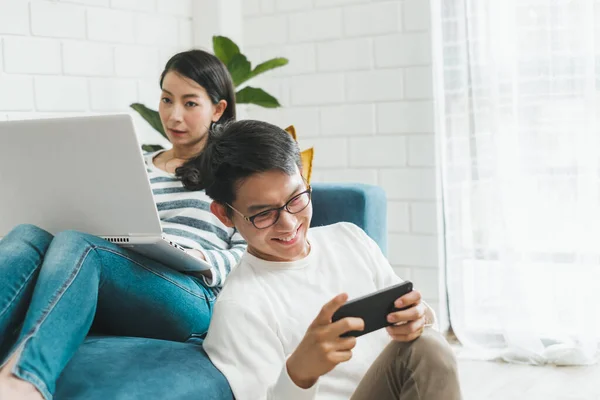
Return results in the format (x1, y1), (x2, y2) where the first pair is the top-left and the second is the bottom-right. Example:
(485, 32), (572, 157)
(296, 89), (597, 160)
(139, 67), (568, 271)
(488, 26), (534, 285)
(433, 0), (600, 365)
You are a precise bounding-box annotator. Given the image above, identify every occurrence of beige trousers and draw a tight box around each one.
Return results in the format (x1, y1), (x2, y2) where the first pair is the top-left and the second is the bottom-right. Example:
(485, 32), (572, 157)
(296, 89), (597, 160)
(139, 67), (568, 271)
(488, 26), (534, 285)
(350, 329), (462, 400)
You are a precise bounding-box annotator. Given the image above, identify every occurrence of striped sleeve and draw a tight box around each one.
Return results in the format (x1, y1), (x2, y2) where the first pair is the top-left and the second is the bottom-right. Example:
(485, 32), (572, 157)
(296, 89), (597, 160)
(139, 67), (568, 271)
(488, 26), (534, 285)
(199, 229), (247, 287)
(144, 151), (247, 287)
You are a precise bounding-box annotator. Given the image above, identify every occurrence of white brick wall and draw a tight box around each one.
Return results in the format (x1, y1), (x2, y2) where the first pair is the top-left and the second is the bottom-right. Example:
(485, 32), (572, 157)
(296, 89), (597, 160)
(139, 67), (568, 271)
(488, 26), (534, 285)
(378, 101), (435, 133)
(114, 46), (160, 78)
(290, 73), (345, 105)
(349, 136), (407, 167)
(276, 0), (313, 12)
(320, 104), (375, 136)
(244, 15), (288, 46)
(34, 76), (89, 111)
(388, 234), (438, 267)
(299, 137), (348, 168)
(0, 76), (34, 111)
(110, 0), (154, 12)
(0, 0), (193, 146)
(30, 2), (86, 39)
(3, 37), (62, 74)
(63, 41), (114, 76)
(380, 168), (436, 200)
(262, 43), (317, 75)
(387, 201), (410, 233)
(90, 78), (138, 111)
(0, 1), (30, 35)
(289, 9), (343, 42)
(243, 0), (441, 311)
(135, 14), (181, 46)
(87, 8), (136, 43)
(343, 2), (401, 37)
(156, 0), (192, 17)
(316, 38), (372, 71)
(374, 33), (431, 67)
(403, 0), (431, 31)
(346, 69), (404, 102)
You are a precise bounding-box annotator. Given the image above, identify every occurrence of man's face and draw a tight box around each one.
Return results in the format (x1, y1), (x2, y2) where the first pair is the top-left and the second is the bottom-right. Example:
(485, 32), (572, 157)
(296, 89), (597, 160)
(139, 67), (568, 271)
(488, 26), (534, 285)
(228, 168), (312, 262)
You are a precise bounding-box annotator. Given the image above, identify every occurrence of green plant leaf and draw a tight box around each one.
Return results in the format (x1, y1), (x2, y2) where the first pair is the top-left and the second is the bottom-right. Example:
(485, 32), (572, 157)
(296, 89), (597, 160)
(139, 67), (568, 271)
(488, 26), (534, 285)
(227, 53), (252, 87)
(130, 103), (166, 138)
(213, 36), (240, 66)
(250, 57), (288, 80)
(236, 87), (281, 108)
(141, 144), (164, 153)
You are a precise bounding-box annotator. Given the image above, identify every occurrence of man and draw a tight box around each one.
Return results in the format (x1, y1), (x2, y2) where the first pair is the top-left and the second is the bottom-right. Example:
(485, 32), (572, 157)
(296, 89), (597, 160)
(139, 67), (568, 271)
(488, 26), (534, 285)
(197, 120), (461, 399)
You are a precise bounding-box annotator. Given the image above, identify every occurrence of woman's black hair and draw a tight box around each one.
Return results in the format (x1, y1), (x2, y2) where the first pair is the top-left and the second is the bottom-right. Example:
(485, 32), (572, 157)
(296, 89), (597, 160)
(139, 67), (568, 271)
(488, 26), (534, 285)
(176, 120), (302, 209)
(160, 49), (236, 123)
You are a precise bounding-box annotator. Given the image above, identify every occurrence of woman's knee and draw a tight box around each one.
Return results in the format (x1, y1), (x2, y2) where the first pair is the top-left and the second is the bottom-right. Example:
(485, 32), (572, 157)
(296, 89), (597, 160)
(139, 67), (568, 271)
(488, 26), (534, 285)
(51, 230), (97, 246)
(36, 230), (107, 283)
(5, 224), (54, 253)
(46, 230), (101, 265)
(8, 223), (53, 241)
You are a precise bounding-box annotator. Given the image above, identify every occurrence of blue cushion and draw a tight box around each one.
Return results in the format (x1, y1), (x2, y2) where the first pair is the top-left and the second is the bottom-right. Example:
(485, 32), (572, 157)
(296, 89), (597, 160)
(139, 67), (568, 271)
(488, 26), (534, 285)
(311, 183), (388, 255)
(55, 336), (233, 400)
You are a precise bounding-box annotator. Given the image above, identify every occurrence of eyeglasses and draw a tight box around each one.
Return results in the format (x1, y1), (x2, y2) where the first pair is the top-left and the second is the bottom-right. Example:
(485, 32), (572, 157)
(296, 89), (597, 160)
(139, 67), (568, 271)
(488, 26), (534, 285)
(227, 185), (312, 229)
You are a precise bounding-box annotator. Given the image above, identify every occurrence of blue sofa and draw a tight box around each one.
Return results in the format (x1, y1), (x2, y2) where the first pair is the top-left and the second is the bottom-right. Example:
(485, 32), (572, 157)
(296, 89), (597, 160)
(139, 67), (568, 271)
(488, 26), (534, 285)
(54, 183), (387, 400)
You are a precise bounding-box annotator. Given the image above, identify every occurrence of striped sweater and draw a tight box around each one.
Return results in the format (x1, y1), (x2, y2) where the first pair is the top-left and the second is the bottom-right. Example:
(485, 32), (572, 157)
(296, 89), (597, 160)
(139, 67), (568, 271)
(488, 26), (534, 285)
(144, 151), (247, 287)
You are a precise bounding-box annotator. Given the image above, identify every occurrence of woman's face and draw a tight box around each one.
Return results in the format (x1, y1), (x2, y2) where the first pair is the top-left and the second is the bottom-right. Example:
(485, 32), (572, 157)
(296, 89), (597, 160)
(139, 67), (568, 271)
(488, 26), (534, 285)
(159, 71), (226, 150)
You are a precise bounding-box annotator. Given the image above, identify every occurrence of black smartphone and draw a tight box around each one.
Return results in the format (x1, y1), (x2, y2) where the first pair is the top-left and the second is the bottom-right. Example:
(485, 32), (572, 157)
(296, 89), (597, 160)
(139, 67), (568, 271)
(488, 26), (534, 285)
(331, 281), (413, 338)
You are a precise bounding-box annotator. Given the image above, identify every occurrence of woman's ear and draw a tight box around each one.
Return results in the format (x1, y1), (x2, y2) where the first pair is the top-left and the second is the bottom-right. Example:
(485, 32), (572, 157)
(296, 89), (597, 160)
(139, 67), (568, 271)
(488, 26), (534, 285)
(212, 100), (228, 122)
(210, 201), (234, 228)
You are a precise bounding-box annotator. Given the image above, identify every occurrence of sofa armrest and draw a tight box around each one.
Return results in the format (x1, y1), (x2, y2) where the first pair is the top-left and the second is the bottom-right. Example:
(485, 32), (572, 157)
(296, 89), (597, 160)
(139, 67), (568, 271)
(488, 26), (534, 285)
(310, 182), (388, 255)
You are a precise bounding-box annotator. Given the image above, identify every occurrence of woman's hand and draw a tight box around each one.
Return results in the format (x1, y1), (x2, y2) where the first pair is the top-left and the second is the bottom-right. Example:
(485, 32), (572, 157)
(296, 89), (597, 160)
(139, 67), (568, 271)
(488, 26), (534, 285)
(185, 249), (212, 279)
(186, 249), (206, 261)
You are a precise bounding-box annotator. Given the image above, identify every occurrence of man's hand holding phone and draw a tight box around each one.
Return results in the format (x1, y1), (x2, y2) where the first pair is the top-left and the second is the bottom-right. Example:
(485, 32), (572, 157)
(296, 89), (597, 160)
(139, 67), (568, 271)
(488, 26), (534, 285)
(286, 293), (364, 389)
(385, 290), (429, 343)
(286, 283), (433, 389)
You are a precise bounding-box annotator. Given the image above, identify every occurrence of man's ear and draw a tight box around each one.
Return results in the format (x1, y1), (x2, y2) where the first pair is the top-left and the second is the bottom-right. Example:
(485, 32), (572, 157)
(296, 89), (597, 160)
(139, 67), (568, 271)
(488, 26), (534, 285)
(210, 201), (234, 228)
(212, 100), (228, 122)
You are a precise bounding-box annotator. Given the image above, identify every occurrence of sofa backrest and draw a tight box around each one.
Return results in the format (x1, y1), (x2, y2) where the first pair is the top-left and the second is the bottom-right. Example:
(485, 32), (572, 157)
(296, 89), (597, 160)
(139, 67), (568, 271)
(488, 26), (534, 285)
(310, 183), (388, 256)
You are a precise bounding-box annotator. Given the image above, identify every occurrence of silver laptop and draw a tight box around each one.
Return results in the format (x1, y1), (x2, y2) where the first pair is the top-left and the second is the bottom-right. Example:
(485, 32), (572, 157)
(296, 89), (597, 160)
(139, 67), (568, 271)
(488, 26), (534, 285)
(0, 114), (212, 272)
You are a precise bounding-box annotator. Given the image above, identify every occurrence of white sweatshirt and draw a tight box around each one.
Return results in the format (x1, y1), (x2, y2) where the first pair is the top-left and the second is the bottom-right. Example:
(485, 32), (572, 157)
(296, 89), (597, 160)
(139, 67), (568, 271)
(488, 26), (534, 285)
(203, 222), (433, 400)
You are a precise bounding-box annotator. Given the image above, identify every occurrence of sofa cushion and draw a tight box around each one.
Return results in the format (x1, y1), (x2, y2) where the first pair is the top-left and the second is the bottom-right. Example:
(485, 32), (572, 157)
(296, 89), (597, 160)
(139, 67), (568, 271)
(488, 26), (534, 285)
(55, 336), (233, 400)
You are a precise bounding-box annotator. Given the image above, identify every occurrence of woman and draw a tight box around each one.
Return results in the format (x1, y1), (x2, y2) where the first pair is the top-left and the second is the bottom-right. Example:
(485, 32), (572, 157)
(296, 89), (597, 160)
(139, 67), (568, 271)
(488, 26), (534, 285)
(0, 50), (245, 400)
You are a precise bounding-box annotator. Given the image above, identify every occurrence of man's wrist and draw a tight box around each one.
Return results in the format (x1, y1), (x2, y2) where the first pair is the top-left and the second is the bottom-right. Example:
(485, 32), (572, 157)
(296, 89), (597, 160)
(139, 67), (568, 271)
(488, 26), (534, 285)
(423, 306), (436, 327)
(286, 359), (318, 389)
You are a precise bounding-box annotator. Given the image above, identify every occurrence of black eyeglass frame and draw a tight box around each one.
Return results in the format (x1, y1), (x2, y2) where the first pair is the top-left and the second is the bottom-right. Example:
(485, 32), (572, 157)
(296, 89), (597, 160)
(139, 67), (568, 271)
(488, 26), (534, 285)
(227, 185), (312, 229)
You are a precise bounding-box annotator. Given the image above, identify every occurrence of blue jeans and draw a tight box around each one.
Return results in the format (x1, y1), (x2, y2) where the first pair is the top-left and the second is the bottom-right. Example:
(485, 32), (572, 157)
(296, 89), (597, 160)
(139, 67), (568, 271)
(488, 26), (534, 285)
(0, 224), (216, 400)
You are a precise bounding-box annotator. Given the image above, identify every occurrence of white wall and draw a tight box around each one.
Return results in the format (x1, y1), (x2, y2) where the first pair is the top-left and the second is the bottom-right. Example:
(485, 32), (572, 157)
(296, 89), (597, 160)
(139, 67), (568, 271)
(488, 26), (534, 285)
(0, 0), (195, 147)
(241, 0), (440, 313)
